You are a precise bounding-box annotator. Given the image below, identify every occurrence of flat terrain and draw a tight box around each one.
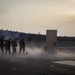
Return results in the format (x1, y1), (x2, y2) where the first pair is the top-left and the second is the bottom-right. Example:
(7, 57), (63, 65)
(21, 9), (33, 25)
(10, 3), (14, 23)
(0, 54), (61, 75)
(0, 48), (75, 75)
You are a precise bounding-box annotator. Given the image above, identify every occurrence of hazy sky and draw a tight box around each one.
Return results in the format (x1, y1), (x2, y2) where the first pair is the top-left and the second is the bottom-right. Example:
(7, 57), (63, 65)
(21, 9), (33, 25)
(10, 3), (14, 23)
(0, 0), (75, 36)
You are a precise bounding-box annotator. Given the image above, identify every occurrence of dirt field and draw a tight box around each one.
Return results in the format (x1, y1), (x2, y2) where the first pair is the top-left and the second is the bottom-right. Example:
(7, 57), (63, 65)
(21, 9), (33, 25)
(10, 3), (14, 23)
(0, 54), (59, 75)
(0, 47), (75, 75)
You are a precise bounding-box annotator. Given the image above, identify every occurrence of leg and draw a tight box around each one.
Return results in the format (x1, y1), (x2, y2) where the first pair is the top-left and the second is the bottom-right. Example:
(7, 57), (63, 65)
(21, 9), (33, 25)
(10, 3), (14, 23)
(14, 47), (16, 54)
(8, 47), (11, 54)
(5, 47), (8, 54)
(19, 46), (22, 54)
(23, 47), (25, 53)
(5, 50), (7, 54)
(9, 49), (11, 55)
(12, 47), (14, 54)
(1, 46), (4, 54)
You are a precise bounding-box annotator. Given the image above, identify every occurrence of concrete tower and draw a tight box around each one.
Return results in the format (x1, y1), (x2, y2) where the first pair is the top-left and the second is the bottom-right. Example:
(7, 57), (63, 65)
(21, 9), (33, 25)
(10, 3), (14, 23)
(46, 30), (57, 51)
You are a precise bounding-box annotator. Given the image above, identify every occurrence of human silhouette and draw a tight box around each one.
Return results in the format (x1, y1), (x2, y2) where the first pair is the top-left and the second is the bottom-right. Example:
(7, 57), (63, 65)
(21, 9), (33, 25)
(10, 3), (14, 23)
(53, 42), (57, 49)
(5, 38), (11, 54)
(0, 35), (5, 54)
(11, 38), (17, 54)
(4, 40), (8, 54)
(19, 38), (25, 54)
(43, 45), (47, 52)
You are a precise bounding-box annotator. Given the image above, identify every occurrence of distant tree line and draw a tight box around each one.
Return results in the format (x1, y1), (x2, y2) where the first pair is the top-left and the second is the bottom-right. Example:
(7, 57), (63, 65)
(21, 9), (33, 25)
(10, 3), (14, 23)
(0, 29), (75, 42)
(57, 37), (75, 42)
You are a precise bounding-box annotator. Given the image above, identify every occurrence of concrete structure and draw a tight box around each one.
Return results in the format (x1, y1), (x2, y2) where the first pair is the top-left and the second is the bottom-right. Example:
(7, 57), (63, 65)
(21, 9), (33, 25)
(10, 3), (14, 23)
(50, 61), (75, 75)
(46, 30), (57, 51)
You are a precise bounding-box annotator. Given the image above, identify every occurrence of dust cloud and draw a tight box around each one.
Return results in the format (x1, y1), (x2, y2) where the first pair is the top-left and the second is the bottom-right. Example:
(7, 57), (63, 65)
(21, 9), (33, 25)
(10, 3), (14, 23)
(0, 45), (75, 63)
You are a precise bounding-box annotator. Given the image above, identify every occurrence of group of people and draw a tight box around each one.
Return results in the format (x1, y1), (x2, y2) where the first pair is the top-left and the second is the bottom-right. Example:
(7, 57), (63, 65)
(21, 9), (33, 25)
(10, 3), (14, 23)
(0, 36), (25, 54)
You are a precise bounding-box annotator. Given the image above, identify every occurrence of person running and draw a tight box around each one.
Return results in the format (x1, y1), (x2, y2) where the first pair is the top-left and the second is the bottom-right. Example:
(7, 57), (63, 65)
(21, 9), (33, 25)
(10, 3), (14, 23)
(5, 38), (11, 54)
(11, 38), (17, 54)
(19, 37), (25, 54)
(0, 35), (5, 54)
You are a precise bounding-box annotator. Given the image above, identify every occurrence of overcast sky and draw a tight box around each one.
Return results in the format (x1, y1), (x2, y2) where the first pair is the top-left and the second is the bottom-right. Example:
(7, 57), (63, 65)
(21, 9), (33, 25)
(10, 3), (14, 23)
(0, 0), (75, 36)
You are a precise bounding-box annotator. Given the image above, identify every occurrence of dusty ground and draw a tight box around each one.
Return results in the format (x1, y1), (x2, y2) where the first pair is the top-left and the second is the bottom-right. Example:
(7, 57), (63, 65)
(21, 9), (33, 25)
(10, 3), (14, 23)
(0, 52), (68, 75)
(0, 47), (75, 75)
(0, 55), (59, 75)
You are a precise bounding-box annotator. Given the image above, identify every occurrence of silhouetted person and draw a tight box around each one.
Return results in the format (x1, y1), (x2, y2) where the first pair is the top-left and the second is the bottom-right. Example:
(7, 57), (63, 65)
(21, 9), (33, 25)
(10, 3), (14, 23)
(53, 42), (57, 49)
(5, 38), (11, 54)
(43, 45), (47, 52)
(19, 38), (25, 54)
(0, 35), (5, 54)
(4, 40), (8, 54)
(11, 38), (17, 54)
